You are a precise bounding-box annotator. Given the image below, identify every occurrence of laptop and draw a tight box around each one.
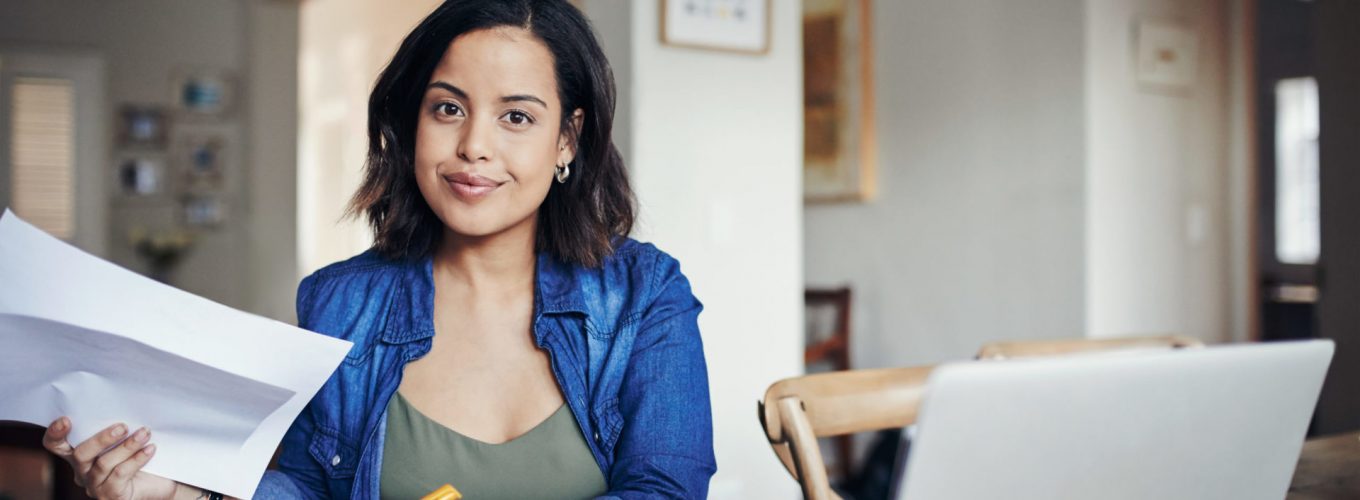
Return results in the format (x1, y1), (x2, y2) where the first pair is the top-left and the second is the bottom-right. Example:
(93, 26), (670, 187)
(890, 340), (1334, 500)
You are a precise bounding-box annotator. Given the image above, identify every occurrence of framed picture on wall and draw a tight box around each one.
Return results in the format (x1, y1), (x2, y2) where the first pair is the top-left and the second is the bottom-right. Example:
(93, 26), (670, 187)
(803, 0), (876, 203)
(661, 0), (771, 55)
(174, 133), (227, 193)
(181, 195), (227, 227)
(170, 68), (235, 117)
(117, 156), (166, 196)
(1134, 19), (1199, 91)
(117, 105), (169, 149)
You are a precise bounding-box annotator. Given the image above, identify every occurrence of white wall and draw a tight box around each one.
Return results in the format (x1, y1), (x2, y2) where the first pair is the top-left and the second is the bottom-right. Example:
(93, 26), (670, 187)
(1085, 0), (1232, 342)
(804, 0), (1089, 368)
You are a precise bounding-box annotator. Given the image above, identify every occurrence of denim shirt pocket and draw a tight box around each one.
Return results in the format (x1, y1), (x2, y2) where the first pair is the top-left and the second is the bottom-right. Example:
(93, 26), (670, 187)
(308, 425), (360, 480)
(593, 396), (624, 453)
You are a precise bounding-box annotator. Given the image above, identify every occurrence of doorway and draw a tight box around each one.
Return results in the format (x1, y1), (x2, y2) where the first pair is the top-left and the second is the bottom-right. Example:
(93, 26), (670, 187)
(0, 47), (108, 256)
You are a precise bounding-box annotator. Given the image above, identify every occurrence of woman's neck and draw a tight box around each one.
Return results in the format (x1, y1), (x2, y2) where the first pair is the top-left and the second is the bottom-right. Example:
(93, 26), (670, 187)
(432, 218), (537, 298)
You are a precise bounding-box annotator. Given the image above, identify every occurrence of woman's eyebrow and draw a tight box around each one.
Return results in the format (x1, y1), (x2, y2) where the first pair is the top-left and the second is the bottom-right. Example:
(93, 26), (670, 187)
(427, 81), (467, 99)
(426, 81), (548, 109)
(501, 94), (547, 109)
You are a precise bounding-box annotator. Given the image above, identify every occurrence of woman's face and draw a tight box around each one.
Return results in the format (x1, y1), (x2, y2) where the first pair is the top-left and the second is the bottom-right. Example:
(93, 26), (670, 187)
(414, 27), (581, 241)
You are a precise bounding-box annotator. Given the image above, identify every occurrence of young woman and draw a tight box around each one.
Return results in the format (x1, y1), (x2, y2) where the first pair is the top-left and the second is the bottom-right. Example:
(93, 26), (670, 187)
(41, 1), (716, 498)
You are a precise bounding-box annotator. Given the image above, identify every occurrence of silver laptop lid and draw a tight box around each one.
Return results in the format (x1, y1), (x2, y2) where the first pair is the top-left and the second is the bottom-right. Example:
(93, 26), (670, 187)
(895, 340), (1334, 500)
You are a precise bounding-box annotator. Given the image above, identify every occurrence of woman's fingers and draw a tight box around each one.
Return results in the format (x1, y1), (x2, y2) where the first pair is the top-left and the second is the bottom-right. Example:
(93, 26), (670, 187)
(44, 418), (162, 499)
(95, 443), (157, 500)
(42, 416), (75, 458)
(43, 417), (87, 488)
(71, 423), (129, 476)
(87, 428), (151, 491)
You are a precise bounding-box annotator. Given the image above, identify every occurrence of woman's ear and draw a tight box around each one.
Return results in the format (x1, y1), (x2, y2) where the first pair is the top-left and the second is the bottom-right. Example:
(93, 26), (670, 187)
(558, 108), (585, 165)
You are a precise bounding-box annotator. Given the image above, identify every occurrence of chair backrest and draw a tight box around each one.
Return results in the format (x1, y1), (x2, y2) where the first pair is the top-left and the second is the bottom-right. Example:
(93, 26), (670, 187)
(758, 335), (1205, 500)
(804, 287), (855, 479)
(760, 366), (934, 500)
(975, 334), (1203, 360)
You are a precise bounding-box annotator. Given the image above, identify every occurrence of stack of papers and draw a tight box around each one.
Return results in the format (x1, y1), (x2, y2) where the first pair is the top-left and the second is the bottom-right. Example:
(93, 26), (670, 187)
(0, 210), (352, 499)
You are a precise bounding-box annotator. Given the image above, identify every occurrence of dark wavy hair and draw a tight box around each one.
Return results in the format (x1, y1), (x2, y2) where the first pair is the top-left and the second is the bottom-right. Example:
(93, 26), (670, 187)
(348, 0), (634, 268)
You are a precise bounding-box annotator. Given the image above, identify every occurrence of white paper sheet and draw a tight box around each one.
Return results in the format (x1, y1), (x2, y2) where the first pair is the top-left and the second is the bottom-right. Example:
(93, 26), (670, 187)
(0, 313), (296, 454)
(0, 210), (353, 499)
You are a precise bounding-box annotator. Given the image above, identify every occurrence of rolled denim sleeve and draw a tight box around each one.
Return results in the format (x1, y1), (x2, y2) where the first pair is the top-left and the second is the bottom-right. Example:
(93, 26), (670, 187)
(254, 468), (317, 500)
(599, 255), (717, 498)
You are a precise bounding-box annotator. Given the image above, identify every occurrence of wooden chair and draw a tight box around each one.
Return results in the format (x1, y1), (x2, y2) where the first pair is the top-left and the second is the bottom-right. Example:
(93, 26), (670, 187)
(975, 335), (1204, 360)
(804, 288), (852, 373)
(758, 335), (1205, 500)
(803, 288), (853, 478)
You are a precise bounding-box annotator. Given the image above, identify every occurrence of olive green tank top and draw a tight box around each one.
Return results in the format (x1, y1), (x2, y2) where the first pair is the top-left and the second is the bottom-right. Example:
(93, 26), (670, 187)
(379, 391), (608, 500)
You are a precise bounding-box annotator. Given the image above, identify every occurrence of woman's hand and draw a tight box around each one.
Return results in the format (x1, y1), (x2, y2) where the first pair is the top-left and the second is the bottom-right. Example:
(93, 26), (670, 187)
(42, 416), (180, 500)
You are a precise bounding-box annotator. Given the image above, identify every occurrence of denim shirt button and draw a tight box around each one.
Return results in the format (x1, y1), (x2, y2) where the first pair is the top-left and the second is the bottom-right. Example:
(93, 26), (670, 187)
(331, 454), (341, 467)
(593, 432), (601, 442)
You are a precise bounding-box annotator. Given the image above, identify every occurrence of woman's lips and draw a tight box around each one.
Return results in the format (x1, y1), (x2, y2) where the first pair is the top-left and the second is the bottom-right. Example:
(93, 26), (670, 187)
(444, 172), (505, 200)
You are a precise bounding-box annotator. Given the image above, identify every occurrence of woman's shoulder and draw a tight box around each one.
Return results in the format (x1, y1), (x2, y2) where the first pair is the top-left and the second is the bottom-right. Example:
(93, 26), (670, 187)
(602, 237), (681, 274)
(551, 237), (688, 297)
(301, 249), (415, 290)
(609, 236), (666, 263)
(553, 237), (697, 319)
(295, 249), (417, 329)
(607, 238), (699, 314)
(305, 248), (403, 280)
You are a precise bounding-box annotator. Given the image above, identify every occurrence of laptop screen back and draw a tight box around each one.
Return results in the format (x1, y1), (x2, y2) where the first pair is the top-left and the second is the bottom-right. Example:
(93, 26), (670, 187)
(894, 340), (1333, 500)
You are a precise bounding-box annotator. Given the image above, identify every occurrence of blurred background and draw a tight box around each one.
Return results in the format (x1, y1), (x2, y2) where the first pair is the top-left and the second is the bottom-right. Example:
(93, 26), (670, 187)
(0, 0), (1357, 498)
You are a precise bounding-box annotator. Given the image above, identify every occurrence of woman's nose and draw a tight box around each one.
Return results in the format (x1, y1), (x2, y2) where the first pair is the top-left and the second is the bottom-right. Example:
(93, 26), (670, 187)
(456, 115), (493, 163)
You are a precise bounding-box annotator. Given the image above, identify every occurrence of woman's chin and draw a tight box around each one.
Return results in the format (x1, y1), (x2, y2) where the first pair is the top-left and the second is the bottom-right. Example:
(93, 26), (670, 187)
(437, 212), (534, 242)
(442, 220), (504, 239)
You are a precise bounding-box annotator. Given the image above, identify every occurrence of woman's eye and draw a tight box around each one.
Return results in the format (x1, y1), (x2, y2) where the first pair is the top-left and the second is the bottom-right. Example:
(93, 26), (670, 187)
(434, 102), (463, 117)
(503, 110), (533, 126)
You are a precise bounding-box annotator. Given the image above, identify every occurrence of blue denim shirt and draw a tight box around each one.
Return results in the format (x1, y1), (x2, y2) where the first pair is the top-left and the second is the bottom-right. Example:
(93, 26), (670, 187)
(254, 239), (715, 499)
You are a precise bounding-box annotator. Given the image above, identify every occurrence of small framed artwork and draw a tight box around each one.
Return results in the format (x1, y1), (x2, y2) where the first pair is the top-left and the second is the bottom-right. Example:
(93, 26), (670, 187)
(171, 68), (235, 117)
(117, 156), (166, 196)
(803, 0), (876, 203)
(117, 105), (169, 148)
(1135, 19), (1198, 90)
(175, 134), (227, 193)
(182, 195), (227, 227)
(661, 0), (771, 55)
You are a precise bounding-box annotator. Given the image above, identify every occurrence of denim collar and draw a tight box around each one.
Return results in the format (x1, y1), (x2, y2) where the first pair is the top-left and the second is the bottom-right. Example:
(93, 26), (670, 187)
(379, 251), (588, 345)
